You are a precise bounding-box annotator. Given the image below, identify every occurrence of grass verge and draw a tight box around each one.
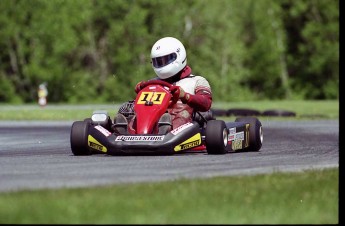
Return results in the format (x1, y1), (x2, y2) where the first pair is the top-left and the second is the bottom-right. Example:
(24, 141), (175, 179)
(0, 168), (338, 224)
(0, 100), (339, 120)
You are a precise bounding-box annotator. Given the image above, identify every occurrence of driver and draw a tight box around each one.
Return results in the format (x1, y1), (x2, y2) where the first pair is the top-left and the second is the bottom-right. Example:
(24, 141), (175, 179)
(114, 37), (212, 134)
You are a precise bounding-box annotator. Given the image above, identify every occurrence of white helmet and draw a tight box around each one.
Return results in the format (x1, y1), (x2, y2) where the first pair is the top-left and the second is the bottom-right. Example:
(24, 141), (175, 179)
(151, 37), (187, 80)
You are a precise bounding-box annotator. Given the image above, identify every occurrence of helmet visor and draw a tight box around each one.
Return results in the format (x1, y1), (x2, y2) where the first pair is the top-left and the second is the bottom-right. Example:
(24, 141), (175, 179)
(152, 53), (177, 68)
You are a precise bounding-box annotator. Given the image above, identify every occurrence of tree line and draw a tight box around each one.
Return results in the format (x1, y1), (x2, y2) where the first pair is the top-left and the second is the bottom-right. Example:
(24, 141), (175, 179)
(0, 0), (339, 103)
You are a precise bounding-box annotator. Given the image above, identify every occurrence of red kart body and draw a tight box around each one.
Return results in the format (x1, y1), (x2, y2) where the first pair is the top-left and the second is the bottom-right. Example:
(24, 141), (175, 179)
(132, 82), (173, 134)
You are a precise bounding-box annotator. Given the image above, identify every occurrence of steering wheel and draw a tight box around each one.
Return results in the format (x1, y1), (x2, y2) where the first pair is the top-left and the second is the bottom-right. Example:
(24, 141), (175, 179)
(138, 80), (180, 105)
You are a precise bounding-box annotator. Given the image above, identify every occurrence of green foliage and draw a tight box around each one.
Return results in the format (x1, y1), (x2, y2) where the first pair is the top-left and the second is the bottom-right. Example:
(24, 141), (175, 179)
(239, 0), (292, 99)
(0, 73), (22, 103)
(280, 0), (339, 99)
(0, 0), (339, 103)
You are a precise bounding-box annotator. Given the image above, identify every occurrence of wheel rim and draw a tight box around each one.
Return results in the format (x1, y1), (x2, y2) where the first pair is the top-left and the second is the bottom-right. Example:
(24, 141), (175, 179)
(222, 128), (228, 147)
(259, 126), (263, 143)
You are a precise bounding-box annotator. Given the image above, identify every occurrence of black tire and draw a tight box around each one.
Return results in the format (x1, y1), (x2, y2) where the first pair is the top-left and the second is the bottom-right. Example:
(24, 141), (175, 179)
(235, 117), (263, 152)
(70, 120), (92, 155)
(211, 108), (228, 117)
(261, 109), (296, 117)
(227, 108), (261, 117)
(205, 120), (229, 154)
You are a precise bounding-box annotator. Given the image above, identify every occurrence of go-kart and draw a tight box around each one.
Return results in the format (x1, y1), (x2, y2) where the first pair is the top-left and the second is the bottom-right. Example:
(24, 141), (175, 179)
(70, 80), (263, 155)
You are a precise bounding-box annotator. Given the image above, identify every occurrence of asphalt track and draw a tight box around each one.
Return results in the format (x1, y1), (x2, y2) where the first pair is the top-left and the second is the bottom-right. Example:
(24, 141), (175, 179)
(0, 120), (339, 193)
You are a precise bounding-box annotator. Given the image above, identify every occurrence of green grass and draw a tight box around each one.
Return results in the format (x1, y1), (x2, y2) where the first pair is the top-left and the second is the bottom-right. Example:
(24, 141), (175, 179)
(0, 168), (338, 224)
(213, 99), (339, 119)
(0, 100), (339, 120)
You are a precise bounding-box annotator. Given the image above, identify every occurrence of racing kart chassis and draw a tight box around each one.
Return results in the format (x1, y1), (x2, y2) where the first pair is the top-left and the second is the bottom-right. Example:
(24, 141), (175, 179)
(70, 80), (263, 155)
(71, 112), (263, 155)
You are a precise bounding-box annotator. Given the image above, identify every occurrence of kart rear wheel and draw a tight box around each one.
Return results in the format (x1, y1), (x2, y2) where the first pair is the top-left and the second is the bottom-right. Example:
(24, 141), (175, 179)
(205, 120), (228, 154)
(235, 117), (263, 152)
(70, 120), (92, 155)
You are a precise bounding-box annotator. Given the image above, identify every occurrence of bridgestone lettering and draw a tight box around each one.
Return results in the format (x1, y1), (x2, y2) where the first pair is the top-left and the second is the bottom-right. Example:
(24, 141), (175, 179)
(115, 135), (164, 141)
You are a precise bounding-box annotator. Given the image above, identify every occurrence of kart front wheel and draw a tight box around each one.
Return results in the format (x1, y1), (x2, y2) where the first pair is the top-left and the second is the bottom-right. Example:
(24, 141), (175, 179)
(235, 117), (263, 152)
(70, 120), (92, 155)
(205, 120), (228, 154)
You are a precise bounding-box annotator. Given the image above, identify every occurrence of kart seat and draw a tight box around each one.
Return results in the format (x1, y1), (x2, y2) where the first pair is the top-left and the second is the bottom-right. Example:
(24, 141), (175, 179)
(158, 113), (172, 135)
(193, 110), (215, 127)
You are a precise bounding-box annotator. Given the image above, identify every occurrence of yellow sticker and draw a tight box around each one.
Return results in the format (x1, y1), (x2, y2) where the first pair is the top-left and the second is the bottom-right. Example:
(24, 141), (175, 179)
(88, 135), (107, 153)
(174, 133), (201, 152)
(232, 140), (243, 151)
(137, 92), (166, 105)
(245, 124), (250, 148)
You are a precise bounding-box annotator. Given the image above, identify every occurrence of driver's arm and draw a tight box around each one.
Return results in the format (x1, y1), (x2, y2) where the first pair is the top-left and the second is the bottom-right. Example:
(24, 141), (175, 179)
(179, 77), (212, 112)
(181, 88), (212, 112)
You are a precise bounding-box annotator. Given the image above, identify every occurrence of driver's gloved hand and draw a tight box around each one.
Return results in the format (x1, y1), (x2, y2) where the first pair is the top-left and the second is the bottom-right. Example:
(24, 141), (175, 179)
(171, 86), (191, 104)
(170, 86), (185, 99)
(135, 81), (145, 93)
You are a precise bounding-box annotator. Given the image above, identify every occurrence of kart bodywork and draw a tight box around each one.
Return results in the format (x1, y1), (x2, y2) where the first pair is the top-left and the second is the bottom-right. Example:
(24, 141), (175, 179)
(70, 80), (263, 155)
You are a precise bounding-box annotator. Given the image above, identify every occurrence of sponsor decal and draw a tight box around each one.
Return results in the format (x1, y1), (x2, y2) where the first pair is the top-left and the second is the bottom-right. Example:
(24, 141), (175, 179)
(95, 125), (112, 137)
(171, 122), (193, 135)
(235, 131), (244, 140)
(174, 133), (201, 152)
(232, 140), (243, 151)
(228, 132), (244, 141)
(137, 92), (166, 105)
(228, 134), (235, 141)
(229, 127), (236, 135)
(88, 135), (107, 153)
(115, 135), (164, 141)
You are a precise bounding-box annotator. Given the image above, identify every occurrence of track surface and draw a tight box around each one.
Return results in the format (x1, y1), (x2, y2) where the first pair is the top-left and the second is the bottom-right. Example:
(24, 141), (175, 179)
(0, 120), (339, 192)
